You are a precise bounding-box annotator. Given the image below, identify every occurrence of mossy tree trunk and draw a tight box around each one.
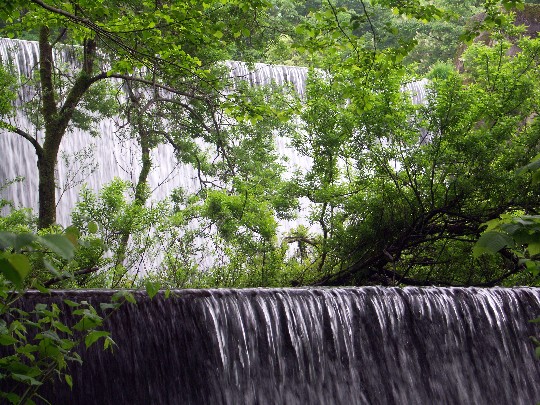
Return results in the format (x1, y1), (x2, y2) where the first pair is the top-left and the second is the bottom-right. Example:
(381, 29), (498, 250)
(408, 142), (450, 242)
(36, 26), (98, 229)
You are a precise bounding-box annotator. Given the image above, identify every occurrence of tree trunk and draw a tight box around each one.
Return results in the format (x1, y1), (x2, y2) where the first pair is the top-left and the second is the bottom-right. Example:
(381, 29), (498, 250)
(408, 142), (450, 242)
(37, 151), (58, 229)
(111, 88), (153, 287)
(35, 27), (97, 229)
(37, 25), (59, 229)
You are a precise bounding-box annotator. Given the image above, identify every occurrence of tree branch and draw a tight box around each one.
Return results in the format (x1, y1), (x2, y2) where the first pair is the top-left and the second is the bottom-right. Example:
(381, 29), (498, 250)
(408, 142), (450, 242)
(283, 236), (319, 247)
(44, 266), (100, 287)
(102, 73), (211, 101)
(1, 122), (44, 158)
(29, 0), (219, 85)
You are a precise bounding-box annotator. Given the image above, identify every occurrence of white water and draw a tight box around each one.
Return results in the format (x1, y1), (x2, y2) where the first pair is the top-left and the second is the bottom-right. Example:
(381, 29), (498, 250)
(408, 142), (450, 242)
(0, 39), (428, 272)
(0, 39), (315, 227)
(20, 286), (540, 404)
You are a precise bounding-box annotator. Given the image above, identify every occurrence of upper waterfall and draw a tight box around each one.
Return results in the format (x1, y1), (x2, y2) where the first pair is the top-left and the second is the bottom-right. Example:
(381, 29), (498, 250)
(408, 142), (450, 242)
(0, 38), (314, 226)
(225, 60), (308, 96)
(0, 38), (428, 243)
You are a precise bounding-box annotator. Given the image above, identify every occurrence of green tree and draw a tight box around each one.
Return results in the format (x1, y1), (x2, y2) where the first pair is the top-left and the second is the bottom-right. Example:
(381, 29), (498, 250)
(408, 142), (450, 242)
(280, 8), (540, 287)
(3, 0), (536, 290)
(0, 0), (271, 230)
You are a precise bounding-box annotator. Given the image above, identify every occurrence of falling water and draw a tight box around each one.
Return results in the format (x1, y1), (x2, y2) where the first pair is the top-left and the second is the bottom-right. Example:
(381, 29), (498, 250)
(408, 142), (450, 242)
(0, 38), (313, 228)
(0, 38), (427, 227)
(14, 287), (540, 404)
(0, 38), (430, 272)
(2, 38), (535, 405)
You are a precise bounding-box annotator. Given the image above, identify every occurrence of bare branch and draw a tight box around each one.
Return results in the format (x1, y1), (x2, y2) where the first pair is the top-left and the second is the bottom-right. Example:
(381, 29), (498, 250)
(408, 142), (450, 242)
(102, 73), (212, 101)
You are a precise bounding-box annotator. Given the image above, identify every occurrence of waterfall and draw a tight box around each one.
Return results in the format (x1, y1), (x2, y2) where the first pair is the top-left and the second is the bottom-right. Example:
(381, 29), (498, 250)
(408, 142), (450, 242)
(0, 38), (429, 272)
(0, 38), (427, 227)
(14, 287), (540, 404)
(0, 38), (312, 228)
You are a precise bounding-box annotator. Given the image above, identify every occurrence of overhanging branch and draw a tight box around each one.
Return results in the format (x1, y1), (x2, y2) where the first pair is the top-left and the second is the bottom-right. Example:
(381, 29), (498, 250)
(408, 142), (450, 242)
(29, 0), (217, 84)
(1, 122), (43, 158)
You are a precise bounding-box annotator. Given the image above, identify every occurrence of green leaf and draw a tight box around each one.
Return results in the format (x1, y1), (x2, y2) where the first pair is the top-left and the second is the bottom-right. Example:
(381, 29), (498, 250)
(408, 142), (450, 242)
(65, 226), (80, 245)
(0, 232), (16, 250)
(73, 319), (97, 332)
(52, 321), (72, 335)
(43, 258), (62, 278)
(533, 170), (540, 186)
(103, 335), (116, 350)
(4, 392), (20, 404)
(213, 30), (223, 39)
(145, 281), (160, 299)
(112, 290), (136, 304)
(529, 242), (540, 257)
(0, 334), (18, 345)
(63, 299), (81, 308)
(73, 314), (102, 332)
(100, 302), (119, 311)
(65, 374), (73, 389)
(473, 231), (514, 257)
(11, 373), (43, 386)
(37, 330), (61, 342)
(33, 281), (50, 294)
(84, 330), (110, 349)
(87, 222), (99, 234)
(14, 233), (37, 251)
(525, 260), (540, 276)
(517, 153), (540, 174)
(39, 234), (75, 260)
(0, 254), (30, 287)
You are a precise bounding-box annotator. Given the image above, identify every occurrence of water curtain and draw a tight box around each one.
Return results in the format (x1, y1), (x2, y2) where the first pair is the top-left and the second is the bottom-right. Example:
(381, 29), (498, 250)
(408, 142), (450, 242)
(19, 287), (540, 405)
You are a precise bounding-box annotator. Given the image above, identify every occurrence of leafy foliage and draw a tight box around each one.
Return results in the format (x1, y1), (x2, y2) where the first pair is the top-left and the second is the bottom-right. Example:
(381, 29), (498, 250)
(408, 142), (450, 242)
(474, 154), (540, 277)
(5, 0), (540, 401)
(0, 231), (125, 404)
(274, 24), (540, 286)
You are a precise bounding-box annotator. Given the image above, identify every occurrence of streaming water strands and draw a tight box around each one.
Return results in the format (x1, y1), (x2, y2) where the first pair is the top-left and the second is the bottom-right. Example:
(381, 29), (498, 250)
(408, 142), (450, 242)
(0, 38), (431, 272)
(0, 38), (312, 228)
(0, 38), (427, 227)
(18, 287), (540, 405)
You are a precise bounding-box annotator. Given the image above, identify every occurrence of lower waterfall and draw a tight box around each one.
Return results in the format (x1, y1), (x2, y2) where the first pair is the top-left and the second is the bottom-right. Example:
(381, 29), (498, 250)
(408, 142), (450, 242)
(15, 287), (540, 405)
